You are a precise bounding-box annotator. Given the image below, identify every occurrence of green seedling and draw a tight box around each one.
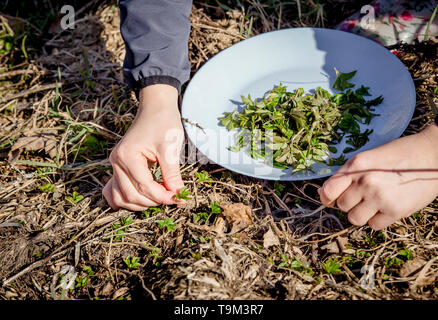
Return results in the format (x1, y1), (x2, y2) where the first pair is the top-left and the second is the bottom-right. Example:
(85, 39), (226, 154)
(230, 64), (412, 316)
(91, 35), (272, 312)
(76, 134), (107, 157)
(192, 252), (202, 260)
(274, 181), (285, 197)
(198, 235), (209, 242)
(33, 250), (44, 258)
(82, 266), (94, 276)
(193, 201), (221, 223)
(195, 170), (213, 183)
(110, 224), (125, 242)
(124, 256), (140, 269)
(174, 187), (192, 200)
(327, 154), (347, 166)
(398, 248), (414, 261)
(156, 218), (177, 232)
(210, 201), (221, 214)
(65, 190), (84, 204)
(193, 211), (209, 223)
(356, 250), (371, 258)
(323, 257), (341, 274)
(75, 276), (88, 288)
(384, 257), (404, 268)
(40, 183), (55, 193)
(37, 167), (51, 178)
(149, 246), (164, 266)
(278, 254), (314, 277)
(142, 207), (162, 218)
(107, 216), (134, 242)
(219, 69), (383, 173)
(412, 212), (421, 220)
(120, 216), (134, 226)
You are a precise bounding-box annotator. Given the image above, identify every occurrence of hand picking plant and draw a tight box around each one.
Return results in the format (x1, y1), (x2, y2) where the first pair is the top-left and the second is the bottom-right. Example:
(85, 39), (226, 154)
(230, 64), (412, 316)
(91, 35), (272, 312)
(218, 69), (383, 173)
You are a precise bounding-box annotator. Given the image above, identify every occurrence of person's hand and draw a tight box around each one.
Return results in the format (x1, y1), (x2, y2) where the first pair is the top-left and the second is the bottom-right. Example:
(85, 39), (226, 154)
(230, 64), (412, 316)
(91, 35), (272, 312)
(318, 124), (438, 230)
(103, 84), (185, 211)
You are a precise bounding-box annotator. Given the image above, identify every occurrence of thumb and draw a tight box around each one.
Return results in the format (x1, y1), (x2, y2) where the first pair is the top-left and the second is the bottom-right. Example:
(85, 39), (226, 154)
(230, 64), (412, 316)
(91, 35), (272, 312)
(157, 153), (184, 194)
(157, 127), (185, 194)
(318, 172), (352, 207)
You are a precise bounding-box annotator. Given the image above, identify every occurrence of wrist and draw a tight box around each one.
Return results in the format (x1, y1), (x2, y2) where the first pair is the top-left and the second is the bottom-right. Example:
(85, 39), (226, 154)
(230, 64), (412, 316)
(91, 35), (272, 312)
(138, 84), (179, 112)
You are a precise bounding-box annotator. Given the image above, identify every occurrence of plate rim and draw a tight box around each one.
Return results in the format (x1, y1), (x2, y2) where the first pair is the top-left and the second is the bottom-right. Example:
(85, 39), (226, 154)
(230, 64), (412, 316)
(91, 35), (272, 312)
(181, 27), (417, 181)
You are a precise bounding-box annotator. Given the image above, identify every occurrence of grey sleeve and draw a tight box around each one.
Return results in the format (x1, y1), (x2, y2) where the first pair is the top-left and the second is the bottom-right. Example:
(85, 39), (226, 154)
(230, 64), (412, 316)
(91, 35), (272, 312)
(118, 0), (193, 95)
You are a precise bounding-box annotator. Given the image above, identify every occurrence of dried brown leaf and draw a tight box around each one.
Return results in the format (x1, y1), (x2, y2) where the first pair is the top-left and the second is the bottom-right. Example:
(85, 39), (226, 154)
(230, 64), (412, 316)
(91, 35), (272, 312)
(400, 257), (427, 278)
(221, 203), (253, 233)
(263, 227), (280, 249)
(321, 241), (340, 254)
(8, 132), (61, 161)
(336, 236), (349, 251)
(211, 216), (226, 236)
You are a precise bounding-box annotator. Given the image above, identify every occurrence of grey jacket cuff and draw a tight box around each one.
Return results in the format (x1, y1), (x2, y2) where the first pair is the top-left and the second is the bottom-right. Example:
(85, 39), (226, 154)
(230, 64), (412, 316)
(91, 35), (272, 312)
(119, 0), (192, 99)
(135, 75), (182, 96)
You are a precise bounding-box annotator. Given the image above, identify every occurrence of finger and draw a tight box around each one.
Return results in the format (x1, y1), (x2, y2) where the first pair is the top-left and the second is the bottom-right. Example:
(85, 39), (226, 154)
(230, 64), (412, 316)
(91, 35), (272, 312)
(157, 128), (185, 194)
(111, 177), (156, 211)
(102, 177), (119, 210)
(318, 171), (353, 207)
(117, 157), (177, 205)
(112, 164), (160, 207)
(157, 153), (184, 194)
(368, 212), (397, 231)
(347, 201), (378, 226)
(336, 183), (364, 212)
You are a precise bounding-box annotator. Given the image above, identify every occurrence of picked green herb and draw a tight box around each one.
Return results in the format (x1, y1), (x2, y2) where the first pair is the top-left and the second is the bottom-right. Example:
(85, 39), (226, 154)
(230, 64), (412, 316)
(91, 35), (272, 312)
(218, 69), (383, 173)
(174, 187), (192, 200)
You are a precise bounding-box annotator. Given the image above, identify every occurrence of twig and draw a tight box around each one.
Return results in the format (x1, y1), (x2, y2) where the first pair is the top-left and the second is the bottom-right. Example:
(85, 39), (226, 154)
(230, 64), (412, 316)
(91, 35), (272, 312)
(295, 226), (354, 243)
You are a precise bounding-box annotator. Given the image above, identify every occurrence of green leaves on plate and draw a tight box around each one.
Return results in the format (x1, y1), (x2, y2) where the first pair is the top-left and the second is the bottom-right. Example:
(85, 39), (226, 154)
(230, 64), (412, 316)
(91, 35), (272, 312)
(218, 69), (384, 173)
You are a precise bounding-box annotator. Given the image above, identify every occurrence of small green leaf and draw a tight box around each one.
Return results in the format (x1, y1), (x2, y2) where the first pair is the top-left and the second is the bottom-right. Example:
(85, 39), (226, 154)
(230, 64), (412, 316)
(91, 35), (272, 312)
(174, 187), (192, 200)
(332, 69), (357, 91)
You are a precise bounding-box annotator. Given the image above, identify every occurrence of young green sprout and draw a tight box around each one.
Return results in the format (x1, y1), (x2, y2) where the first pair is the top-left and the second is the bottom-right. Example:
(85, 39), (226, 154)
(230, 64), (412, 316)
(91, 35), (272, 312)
(156, 218), (177, 232)
(174, 187), (192, 200)
(195, 170), (213, 183)
(40, 183), (55, 193)
(124, 256), (140, 269)
(142, 207), (162, 218)
(323, 257), (341, 274)
(65, 190), (84, 204)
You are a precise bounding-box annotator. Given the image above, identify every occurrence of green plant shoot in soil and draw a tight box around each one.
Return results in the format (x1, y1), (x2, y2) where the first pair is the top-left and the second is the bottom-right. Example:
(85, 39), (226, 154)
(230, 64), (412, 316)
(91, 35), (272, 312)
(218, 69), (383, 173)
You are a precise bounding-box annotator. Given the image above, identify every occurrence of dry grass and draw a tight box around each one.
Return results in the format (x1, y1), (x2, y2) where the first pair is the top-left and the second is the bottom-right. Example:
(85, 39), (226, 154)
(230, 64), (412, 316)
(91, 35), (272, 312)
(0, 1), (437, 300)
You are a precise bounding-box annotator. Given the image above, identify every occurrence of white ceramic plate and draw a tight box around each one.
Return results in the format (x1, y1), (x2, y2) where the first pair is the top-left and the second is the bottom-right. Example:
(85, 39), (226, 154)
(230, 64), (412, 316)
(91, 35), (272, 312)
(181, 28), (416, 181)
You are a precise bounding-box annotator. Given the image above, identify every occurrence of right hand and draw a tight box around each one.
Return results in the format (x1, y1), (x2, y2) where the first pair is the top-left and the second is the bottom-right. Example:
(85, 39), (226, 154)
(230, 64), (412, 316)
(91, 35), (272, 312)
(102, 84), (185, 211)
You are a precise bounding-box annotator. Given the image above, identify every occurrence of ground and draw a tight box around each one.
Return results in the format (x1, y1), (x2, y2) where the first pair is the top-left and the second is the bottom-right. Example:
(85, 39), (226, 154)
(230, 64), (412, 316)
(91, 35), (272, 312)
(0, 0), (437, 300)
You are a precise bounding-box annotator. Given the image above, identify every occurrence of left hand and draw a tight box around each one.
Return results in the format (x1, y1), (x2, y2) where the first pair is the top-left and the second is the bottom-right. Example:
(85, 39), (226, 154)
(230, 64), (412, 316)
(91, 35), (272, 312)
(318, 124), (438, 230)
